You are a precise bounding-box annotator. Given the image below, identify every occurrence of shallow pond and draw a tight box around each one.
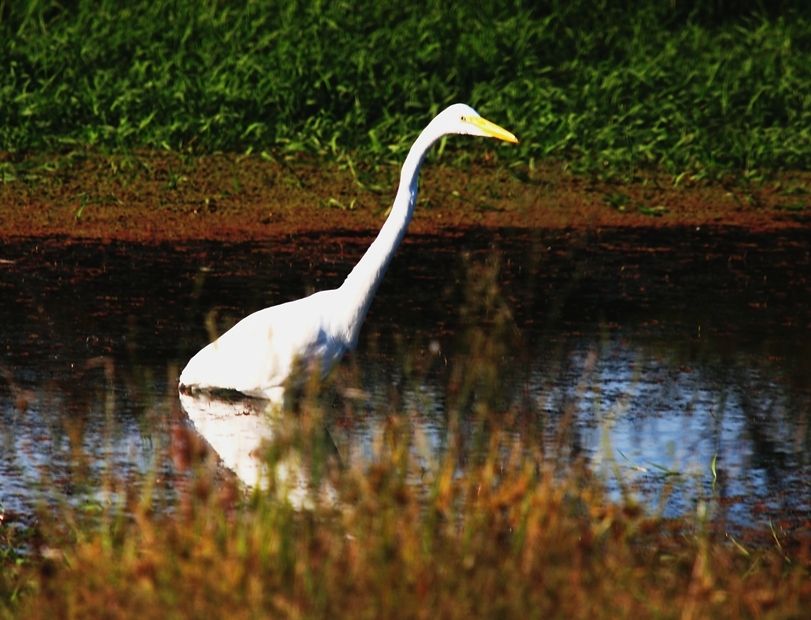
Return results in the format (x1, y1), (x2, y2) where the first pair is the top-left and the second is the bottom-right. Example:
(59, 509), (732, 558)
(1, 228), (809, 530)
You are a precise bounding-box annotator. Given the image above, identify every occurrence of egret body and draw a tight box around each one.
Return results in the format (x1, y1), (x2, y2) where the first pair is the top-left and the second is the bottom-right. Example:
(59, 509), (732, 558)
(179, 104), (517, 399)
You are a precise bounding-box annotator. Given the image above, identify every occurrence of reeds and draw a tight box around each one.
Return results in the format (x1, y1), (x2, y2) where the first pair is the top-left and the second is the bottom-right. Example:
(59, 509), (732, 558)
(2, 402), (808, 619)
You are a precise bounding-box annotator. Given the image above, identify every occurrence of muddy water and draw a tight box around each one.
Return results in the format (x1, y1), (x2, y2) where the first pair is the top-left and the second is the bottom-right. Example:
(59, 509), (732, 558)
(1, 228), (809, 528)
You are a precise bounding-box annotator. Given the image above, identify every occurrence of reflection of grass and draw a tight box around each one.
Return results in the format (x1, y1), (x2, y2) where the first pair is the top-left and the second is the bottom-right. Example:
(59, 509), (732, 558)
(1, 2), (809, 178)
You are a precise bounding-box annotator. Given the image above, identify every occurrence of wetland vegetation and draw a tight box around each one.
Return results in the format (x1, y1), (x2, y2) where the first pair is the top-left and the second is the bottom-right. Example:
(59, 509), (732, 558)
(1, 1), (810, 617)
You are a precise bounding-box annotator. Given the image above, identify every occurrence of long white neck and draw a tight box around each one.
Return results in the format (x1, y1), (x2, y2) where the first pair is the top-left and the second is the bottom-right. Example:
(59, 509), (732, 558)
(335, 124), (441, 348)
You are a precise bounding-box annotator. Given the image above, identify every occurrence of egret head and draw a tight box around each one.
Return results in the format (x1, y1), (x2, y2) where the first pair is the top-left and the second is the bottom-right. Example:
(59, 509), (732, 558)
(432, 103), (518, 144)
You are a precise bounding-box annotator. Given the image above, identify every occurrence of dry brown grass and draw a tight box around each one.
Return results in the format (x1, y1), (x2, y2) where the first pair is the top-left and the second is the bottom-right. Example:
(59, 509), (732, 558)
(3, 410), (808, 620)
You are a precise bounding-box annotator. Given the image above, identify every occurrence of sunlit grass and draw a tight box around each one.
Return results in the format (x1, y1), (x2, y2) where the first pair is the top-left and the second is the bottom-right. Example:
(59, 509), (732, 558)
(1, 1), (809, 178)
(1, 402), (808, 619)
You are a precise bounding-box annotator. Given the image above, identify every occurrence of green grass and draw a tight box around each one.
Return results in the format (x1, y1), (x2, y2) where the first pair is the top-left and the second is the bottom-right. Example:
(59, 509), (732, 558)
(1, 1), (809, 178)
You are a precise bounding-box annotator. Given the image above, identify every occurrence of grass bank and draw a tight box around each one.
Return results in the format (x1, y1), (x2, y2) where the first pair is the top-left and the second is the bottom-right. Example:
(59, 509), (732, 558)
(1, 1), (809, 178)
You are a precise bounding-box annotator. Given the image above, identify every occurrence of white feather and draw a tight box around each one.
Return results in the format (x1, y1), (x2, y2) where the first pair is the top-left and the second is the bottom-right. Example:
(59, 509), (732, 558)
(179, 104), (517, 400)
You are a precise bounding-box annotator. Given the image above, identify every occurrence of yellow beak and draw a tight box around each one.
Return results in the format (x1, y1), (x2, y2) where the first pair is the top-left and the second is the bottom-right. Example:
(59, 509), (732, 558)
(465, 115), (519, 144)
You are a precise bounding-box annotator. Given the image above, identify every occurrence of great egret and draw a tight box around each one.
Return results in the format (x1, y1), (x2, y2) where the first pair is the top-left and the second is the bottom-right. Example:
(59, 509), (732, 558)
(179, 392), (337, 505)
(179, 103), (518, 400)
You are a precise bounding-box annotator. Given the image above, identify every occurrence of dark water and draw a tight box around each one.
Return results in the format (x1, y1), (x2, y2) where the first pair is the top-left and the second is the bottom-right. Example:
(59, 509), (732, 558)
(1, 228), (809, 529)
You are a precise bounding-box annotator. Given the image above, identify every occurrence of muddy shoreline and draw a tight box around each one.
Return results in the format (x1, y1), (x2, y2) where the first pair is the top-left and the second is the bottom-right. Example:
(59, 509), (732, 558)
(1, 153), (808, 242)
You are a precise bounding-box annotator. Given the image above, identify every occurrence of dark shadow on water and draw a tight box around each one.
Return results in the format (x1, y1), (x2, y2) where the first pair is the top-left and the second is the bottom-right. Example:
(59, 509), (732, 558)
(0, 228), (809, 531)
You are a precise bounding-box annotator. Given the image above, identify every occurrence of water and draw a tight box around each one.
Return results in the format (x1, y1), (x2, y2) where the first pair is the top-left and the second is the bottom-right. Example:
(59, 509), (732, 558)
(1, 229), (809, 529)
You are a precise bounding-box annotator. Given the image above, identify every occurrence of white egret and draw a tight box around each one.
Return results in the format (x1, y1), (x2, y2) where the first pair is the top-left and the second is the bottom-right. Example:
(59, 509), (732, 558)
(179, 392), (337, 506)
(178, 103), (518, 400)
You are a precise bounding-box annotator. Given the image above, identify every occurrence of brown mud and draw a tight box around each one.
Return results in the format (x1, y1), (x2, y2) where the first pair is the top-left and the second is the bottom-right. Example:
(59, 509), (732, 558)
(1, 152), (808, 242)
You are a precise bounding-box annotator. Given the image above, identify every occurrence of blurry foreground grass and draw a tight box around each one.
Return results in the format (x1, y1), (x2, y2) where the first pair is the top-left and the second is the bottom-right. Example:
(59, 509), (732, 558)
(1, 401), (809, 619)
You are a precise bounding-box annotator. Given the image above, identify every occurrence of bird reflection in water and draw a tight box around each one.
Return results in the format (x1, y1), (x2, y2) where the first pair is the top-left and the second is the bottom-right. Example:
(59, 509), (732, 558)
(178, 391), (338, 509)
